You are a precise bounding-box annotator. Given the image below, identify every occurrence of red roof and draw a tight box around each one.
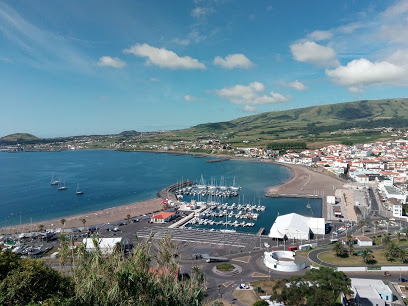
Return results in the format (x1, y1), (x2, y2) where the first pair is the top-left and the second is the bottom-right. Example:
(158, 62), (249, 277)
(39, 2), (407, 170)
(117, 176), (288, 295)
(152, 212), (175, 220)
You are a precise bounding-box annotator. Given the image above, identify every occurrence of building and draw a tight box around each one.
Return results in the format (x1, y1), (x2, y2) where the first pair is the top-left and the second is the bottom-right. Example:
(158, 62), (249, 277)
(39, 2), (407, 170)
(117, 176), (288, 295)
(83, 237), (126, 255)
(268, 213), (325, 240)
(150, 211), (176, 223)
(355, 236), (373, 247)
(393, 203), (404, 217)
(349, 278), (392, 306)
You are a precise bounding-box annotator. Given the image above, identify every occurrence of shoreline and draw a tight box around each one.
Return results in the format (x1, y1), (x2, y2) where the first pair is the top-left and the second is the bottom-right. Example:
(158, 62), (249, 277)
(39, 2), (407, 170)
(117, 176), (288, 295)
(1, 152), (344, 234)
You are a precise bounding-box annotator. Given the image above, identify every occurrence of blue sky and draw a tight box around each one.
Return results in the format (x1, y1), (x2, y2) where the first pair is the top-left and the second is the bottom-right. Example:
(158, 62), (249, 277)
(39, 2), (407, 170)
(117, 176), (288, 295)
(1, 0), (408, 137)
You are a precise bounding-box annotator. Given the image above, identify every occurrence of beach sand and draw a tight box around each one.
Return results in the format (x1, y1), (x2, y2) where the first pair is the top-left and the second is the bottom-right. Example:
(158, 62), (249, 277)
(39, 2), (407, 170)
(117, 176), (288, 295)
(2, 197), (164, 234)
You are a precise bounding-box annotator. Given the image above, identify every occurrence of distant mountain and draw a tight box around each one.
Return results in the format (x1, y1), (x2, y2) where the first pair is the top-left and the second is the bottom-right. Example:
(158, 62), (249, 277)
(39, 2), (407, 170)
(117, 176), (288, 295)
(0, 133), (40, 144)
(172, 98), (408, 147)
(119, 130), (141, 136)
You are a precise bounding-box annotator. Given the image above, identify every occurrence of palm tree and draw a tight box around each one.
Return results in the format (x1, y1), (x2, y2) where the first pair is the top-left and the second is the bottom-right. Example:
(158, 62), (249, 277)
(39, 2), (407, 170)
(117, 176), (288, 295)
(374, 220), (380, 235)
(397, 232), (401, 242)
(60, 218), (66, 233)
(361, 248), (374, 264)
(359, 220), (368, 236)
(399, 248), (408, 263)
(333, 241), (346, 257)
(81, 218), (86, 231)
(347, 235), (354, 256)
(382, 234), (391, 247)
(127, 214), (131, 224)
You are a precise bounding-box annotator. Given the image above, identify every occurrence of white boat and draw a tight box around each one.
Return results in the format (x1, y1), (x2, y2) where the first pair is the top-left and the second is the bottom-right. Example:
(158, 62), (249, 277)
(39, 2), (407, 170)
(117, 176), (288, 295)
(76, 183), (84, 195)
(50, 174), (59, 185)
(58, 179), (67, 191)
(220, 229), (236, 233)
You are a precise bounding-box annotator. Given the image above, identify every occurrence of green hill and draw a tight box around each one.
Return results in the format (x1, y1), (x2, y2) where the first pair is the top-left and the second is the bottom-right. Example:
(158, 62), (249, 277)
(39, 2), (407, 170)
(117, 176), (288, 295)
(170, 98), (408, 148)
(0, 133), (40, 144)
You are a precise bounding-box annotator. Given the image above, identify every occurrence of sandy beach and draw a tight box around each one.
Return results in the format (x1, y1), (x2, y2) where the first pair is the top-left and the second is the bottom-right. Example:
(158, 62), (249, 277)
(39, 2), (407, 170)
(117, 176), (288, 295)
(2, 158), (345, 234)
(2, 197), (165, 234)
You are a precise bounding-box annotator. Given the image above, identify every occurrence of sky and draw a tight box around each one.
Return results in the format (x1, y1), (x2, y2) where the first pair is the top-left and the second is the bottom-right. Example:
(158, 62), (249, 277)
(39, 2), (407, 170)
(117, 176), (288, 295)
(1, 0), (408, 138)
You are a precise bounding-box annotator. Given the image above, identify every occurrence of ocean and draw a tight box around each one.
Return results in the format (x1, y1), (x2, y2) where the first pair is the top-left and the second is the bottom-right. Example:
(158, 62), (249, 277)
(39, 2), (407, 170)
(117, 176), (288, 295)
(0, 150), (321, 232)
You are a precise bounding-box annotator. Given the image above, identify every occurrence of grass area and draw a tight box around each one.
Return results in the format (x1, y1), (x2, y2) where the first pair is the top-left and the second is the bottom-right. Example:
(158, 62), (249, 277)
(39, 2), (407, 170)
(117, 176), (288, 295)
(251, 280), (278, 295)
(319, 250), (407, 266)
(215, 263), (235, 272)
(232, 290), (259, 306)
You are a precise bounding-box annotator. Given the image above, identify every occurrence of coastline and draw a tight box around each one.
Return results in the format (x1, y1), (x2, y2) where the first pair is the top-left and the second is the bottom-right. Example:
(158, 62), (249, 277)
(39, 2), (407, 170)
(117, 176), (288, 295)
(1, 152), (344, 234)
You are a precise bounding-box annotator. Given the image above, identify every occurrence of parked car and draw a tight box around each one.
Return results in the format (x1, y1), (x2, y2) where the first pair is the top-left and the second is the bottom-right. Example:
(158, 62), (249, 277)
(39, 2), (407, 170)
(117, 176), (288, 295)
(399, 278), (408, 282)
(239, 284), (250, 289)
(384, 271), (391, 277)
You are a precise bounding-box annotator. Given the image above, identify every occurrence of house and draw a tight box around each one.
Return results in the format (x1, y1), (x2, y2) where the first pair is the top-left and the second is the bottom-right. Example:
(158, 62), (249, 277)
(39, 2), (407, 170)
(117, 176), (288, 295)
(355, 236), (373, 247)
(150, 212), (176, 223)
(348, 278), (392, 306)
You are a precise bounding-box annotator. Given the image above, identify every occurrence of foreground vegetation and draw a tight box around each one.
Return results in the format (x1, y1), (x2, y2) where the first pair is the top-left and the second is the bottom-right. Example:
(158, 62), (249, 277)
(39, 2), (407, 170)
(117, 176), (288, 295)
(0, 235), (205, 305)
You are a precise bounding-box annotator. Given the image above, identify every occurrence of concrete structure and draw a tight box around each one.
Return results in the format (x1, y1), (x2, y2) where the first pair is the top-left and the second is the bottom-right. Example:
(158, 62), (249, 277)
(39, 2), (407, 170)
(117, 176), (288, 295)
(383, 185), (406, 203)
(350, 278), (392, 306)
(268, 213), (325, 240)
(355, 236), (373, 247)
(83, 237), (126, 255)
(263, 251), (306, 272)
(150, 212), (176, 223)
(327, 195), (336, 205)
(393, 203), (404, 217)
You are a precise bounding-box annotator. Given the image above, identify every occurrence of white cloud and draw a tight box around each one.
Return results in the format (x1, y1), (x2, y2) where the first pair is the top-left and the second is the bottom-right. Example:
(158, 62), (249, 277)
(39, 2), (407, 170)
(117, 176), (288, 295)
(290, 41), (339, 67)
(281, 80), (307, 91)
(325, 58), (405, 89)
(348, 86), (363, 94)
(213, 54), (253, 69)
(243, 105), (256, 112)
(97, 56), (126, 68)
(380, 24), (408, 44)
(307, 30), (333, 41)
(184, 95), (197, 101)
(0, 2), (91, 72)
(124, 43), (205, 70)
(214, 82), (289, 105)
(191, 7), (215, 18)
(383, 0), (408, 17)
(150, 77), (160, 82)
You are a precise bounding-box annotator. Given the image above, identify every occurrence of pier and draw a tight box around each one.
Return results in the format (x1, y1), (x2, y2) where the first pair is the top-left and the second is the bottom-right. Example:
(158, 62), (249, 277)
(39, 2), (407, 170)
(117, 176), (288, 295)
(157, 180), (196, 201)
(207, 157), (231, 163)
(256, 227), (265, 236)
(265, 193), (320, 199)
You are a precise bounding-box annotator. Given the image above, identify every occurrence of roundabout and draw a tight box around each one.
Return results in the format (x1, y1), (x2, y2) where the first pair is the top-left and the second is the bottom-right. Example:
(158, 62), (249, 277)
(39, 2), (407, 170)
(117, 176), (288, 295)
(212, 263), (242, 276)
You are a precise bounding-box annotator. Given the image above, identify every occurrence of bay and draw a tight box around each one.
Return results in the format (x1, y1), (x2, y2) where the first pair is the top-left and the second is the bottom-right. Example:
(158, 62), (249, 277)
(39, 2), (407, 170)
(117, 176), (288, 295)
(0, 150), (321, 233)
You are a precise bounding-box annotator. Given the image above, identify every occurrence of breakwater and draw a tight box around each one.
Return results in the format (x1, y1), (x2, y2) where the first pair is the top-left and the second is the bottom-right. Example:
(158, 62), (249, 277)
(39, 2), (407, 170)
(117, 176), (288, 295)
(157, 180), (196, 201)
(207, 157), (231, 163)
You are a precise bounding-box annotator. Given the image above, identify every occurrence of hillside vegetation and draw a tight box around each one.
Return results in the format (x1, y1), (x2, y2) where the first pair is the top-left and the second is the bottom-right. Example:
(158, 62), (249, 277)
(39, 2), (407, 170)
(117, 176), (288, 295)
(2, 98), (408, 149)
(167, 98), (408, 148)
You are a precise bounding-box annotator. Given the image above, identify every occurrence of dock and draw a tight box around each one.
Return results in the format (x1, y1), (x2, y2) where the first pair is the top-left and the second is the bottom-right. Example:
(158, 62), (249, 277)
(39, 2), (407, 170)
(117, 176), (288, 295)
(265, 193), (320, 199)
(256, 227), (265, 236)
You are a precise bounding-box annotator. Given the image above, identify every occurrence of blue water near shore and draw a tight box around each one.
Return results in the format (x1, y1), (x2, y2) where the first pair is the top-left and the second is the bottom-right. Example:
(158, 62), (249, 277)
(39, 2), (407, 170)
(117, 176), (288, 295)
(0, 150), (321, 232)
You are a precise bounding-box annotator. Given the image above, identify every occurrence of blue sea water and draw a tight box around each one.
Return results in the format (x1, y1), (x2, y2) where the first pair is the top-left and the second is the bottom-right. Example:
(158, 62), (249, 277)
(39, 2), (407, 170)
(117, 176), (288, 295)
(0, 150), (321, 232)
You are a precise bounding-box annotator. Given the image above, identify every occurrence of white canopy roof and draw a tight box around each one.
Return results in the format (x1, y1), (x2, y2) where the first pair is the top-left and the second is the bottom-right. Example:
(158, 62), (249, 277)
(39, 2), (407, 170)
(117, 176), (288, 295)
(268, 213), (325, 240)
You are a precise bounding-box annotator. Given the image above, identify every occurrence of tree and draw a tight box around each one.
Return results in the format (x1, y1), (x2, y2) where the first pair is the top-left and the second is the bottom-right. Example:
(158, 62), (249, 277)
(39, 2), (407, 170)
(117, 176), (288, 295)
(399, 248), (408, 263)
(60, 218), (66, 232)
(270, 267), (352, 306)
(0, 248), (21, 283)
(333, 241), (347, 257)
(347, 235), (354, 256)
(127, 214), (131, 224)
(38, 224), (45, 232)
(81, 218), (86, 230)
(382, 234), (391, 247)
(361, 248), (374, 264)
(359, 220), (368, 236)
(0, 255), (74, 305)
(374, 220), (380, 235)
(397, 232), (401, 242)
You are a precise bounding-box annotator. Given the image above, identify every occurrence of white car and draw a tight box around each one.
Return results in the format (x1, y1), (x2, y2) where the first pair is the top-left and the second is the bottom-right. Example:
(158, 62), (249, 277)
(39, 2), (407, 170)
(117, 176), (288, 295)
(239, 284), (250, 289)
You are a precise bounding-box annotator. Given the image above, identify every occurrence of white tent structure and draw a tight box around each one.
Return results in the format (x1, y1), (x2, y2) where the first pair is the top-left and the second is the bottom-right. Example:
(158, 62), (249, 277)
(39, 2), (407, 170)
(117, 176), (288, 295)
(268, 213), (325, 240)
(83, 237), (126, 255)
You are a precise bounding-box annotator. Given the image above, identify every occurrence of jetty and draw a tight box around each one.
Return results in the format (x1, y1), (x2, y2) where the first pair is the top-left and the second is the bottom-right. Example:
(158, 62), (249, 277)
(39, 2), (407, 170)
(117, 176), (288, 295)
(256, 227), (265, 236)
(265, 193), (320, 199)
(207, 157), (231, 163)
(157, 180), (196, 201)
